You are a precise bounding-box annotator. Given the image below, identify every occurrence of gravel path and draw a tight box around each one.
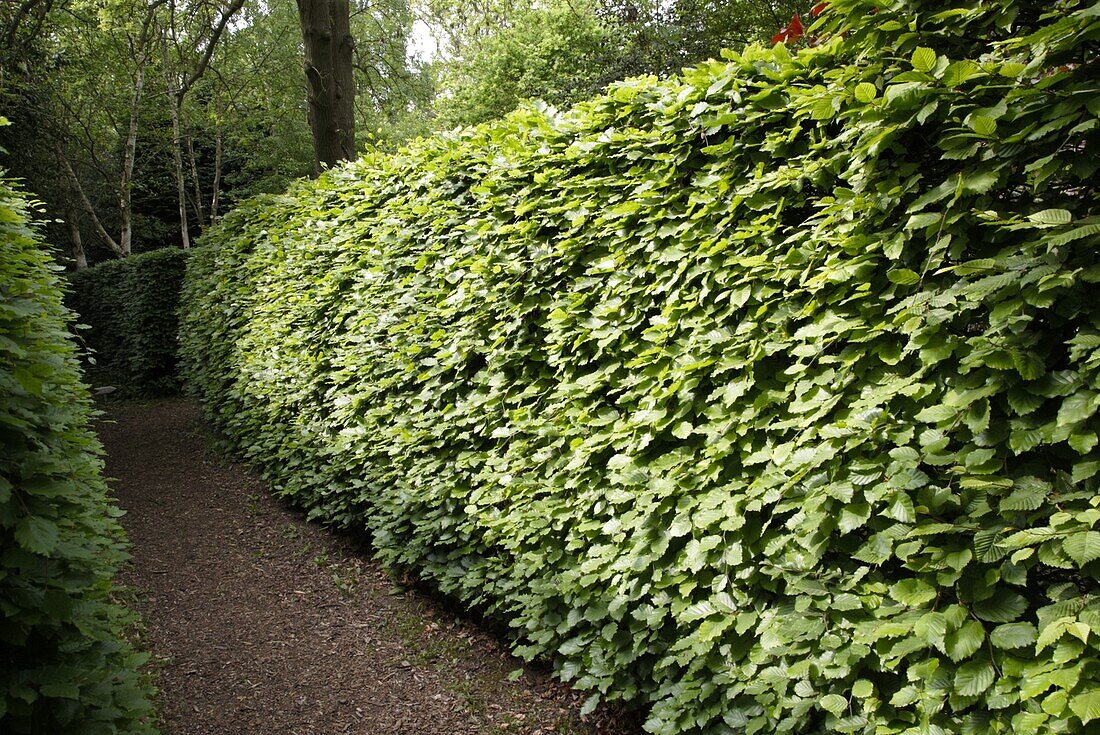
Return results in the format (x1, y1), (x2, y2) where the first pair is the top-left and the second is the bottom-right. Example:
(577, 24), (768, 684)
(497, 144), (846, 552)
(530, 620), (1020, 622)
(98, 398), (642, 735)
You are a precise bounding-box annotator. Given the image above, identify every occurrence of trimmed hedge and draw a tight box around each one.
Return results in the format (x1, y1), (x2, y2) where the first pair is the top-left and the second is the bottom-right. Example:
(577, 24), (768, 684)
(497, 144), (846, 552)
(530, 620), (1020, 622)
(181, 2), (1100, 733)
(0, 176), (156, 732)
(68, 248), (188, 395)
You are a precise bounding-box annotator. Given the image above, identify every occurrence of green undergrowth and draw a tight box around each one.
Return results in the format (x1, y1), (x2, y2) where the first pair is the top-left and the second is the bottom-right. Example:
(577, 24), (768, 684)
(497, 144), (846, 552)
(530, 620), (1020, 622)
(180, 1), (1100, 733)
(0, 174), (156, 732)
(68, 248), (188, 395)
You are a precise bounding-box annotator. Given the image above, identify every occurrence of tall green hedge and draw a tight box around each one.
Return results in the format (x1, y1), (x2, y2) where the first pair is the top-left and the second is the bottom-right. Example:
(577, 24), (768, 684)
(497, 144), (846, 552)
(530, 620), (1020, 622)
(68, 248), (188, 395)
(181, 2), (1100, 733)
(0, 176), (156, 732)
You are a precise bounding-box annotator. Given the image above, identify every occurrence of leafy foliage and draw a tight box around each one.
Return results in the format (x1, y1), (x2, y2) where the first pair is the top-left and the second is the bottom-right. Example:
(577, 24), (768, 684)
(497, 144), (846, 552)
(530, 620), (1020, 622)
(0, 175), (156, 732)
(430, 0), (804, 128)
(68, 248), (189, 394)
(432, 0), (620, 129)
(181, 1), (1100, 733)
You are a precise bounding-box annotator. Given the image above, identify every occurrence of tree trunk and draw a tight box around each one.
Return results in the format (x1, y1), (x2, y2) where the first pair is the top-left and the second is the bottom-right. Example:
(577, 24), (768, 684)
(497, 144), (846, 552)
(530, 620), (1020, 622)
(65, 202), (88, 269)
(186, 127), (205, 231)
(62, 154), (124, 258)
(297, 0), (355, 175)
(119, 60), (146, 257)
(167, 93), (191, 249)
(209, 126), (222, 227)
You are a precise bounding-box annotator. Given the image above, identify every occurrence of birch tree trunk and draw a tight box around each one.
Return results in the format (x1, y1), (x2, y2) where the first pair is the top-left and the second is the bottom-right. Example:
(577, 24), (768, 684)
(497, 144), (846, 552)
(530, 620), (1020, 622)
(65, 202), (88, 269)
(209, 125), (222, 227)
(167, 90), (191, 249)
(118, 54), (147, 257)
(160, 0), (244, 245)
(62, 155), (124, 258)
(186, 128), (205, 230)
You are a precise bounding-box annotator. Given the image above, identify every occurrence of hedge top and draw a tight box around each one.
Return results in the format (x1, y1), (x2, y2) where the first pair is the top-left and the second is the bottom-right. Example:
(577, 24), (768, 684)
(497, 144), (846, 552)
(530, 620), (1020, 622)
(181, 2), (1100, 734)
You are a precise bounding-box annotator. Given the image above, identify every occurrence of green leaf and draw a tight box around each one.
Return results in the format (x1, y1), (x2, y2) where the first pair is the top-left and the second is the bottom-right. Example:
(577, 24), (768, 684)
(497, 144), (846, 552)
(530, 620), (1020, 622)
(954, 660), (995, 697)
(854, 82), (878, 103)
(887, 268), (920, 285)
(1042, 690), (1067, 716)
(1028, 209), (1072, 226)
(968, 115), (997, 137)
(852, 680), (874, 699)
(1070, 690), (1100, 724)
(890, 579), (937, 607)
(1012, 352), (1044, 381)
(945, 620), (985, 662)
(39, 683), (80, 699)
(973, 589), (1027, 623)
(942, 60), (982, 87)
(911, 47), (937, 73)
(1063, 531), (1100, 566)
(1037, 617), (1074, 651)
(820, 693), (848, 715)
(14, 516), (59, 555)
(1000, 478), (1048, 511)
(990, 622), (1036, 649)
(961, 169), (1000, 194)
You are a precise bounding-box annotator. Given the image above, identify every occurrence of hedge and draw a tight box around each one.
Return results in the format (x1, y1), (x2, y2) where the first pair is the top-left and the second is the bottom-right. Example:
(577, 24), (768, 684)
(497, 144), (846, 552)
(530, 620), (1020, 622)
(68, 248), (188, 395)
(0, 174), (156, 732)
(180, 1), (1100, 733)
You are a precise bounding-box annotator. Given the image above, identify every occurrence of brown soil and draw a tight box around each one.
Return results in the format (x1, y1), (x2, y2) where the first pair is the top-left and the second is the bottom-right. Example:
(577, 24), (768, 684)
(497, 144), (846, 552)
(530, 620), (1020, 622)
(98, 398), (645, 735)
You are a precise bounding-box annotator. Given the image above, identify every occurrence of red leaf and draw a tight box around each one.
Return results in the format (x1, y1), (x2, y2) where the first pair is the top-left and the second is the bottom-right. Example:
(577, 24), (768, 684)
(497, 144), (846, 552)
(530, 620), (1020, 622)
(810, 2), (828, 17)
(771, 29), (788, 44)
(787, 12), (804, 41)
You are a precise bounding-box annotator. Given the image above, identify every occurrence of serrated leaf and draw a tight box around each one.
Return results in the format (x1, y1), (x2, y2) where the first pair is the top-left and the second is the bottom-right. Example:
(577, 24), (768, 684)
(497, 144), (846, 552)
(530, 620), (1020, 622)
(888, 268), (920, 285)
(961, 169), (999, 194)
(1070, 690), (1100, 724)
(1009, 427), (1043, 453)
(954, 660), (995, 697)
(891, 685), (919, 707)
(1000, 479), (1048, 511)
(39, 682), (80, 699)
(915, 611), (947, 648)
(968, 115), (997, 137)
(1028, 209), (1072, 225)
(1037, 617), (1074, 650)
(945, 620), (985, 662)
(890, 579), (936, 607)
(1063, 531), (1100, 566)
(820, 693), (848, 715)
(911, 47), (937, 73)
(990, 622), (1036, 649)
(1012, 352), (1044, 381)
(14, 516), (59, 555)
(916, 404), (958, 423)
(854, 82), (878, 103)
(973, 589), (1027, 623)
(942, 60), (982, 87)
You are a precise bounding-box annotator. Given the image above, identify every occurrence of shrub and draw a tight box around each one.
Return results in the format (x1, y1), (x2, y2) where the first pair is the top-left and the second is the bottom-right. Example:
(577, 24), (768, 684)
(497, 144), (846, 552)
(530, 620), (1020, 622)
(180, 2), (1100, 733)
(68, 248), (188, 395)
(0, 176), (156, 732)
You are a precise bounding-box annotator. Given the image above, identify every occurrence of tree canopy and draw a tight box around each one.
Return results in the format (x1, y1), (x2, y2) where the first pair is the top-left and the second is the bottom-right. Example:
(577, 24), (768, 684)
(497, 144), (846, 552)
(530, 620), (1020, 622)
(1, 0), (810, 266)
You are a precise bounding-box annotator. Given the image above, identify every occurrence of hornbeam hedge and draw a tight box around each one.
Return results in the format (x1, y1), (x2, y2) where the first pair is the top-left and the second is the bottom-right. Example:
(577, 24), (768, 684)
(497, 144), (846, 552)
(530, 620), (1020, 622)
(0, 174), (156, 732)
(181, 2), (1100, 733)
(68, 248), (189, 395)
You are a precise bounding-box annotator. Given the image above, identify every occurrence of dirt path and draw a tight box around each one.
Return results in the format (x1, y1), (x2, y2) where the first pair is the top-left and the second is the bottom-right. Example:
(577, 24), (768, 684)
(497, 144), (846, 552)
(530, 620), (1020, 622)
(98, 399), (641, 735)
